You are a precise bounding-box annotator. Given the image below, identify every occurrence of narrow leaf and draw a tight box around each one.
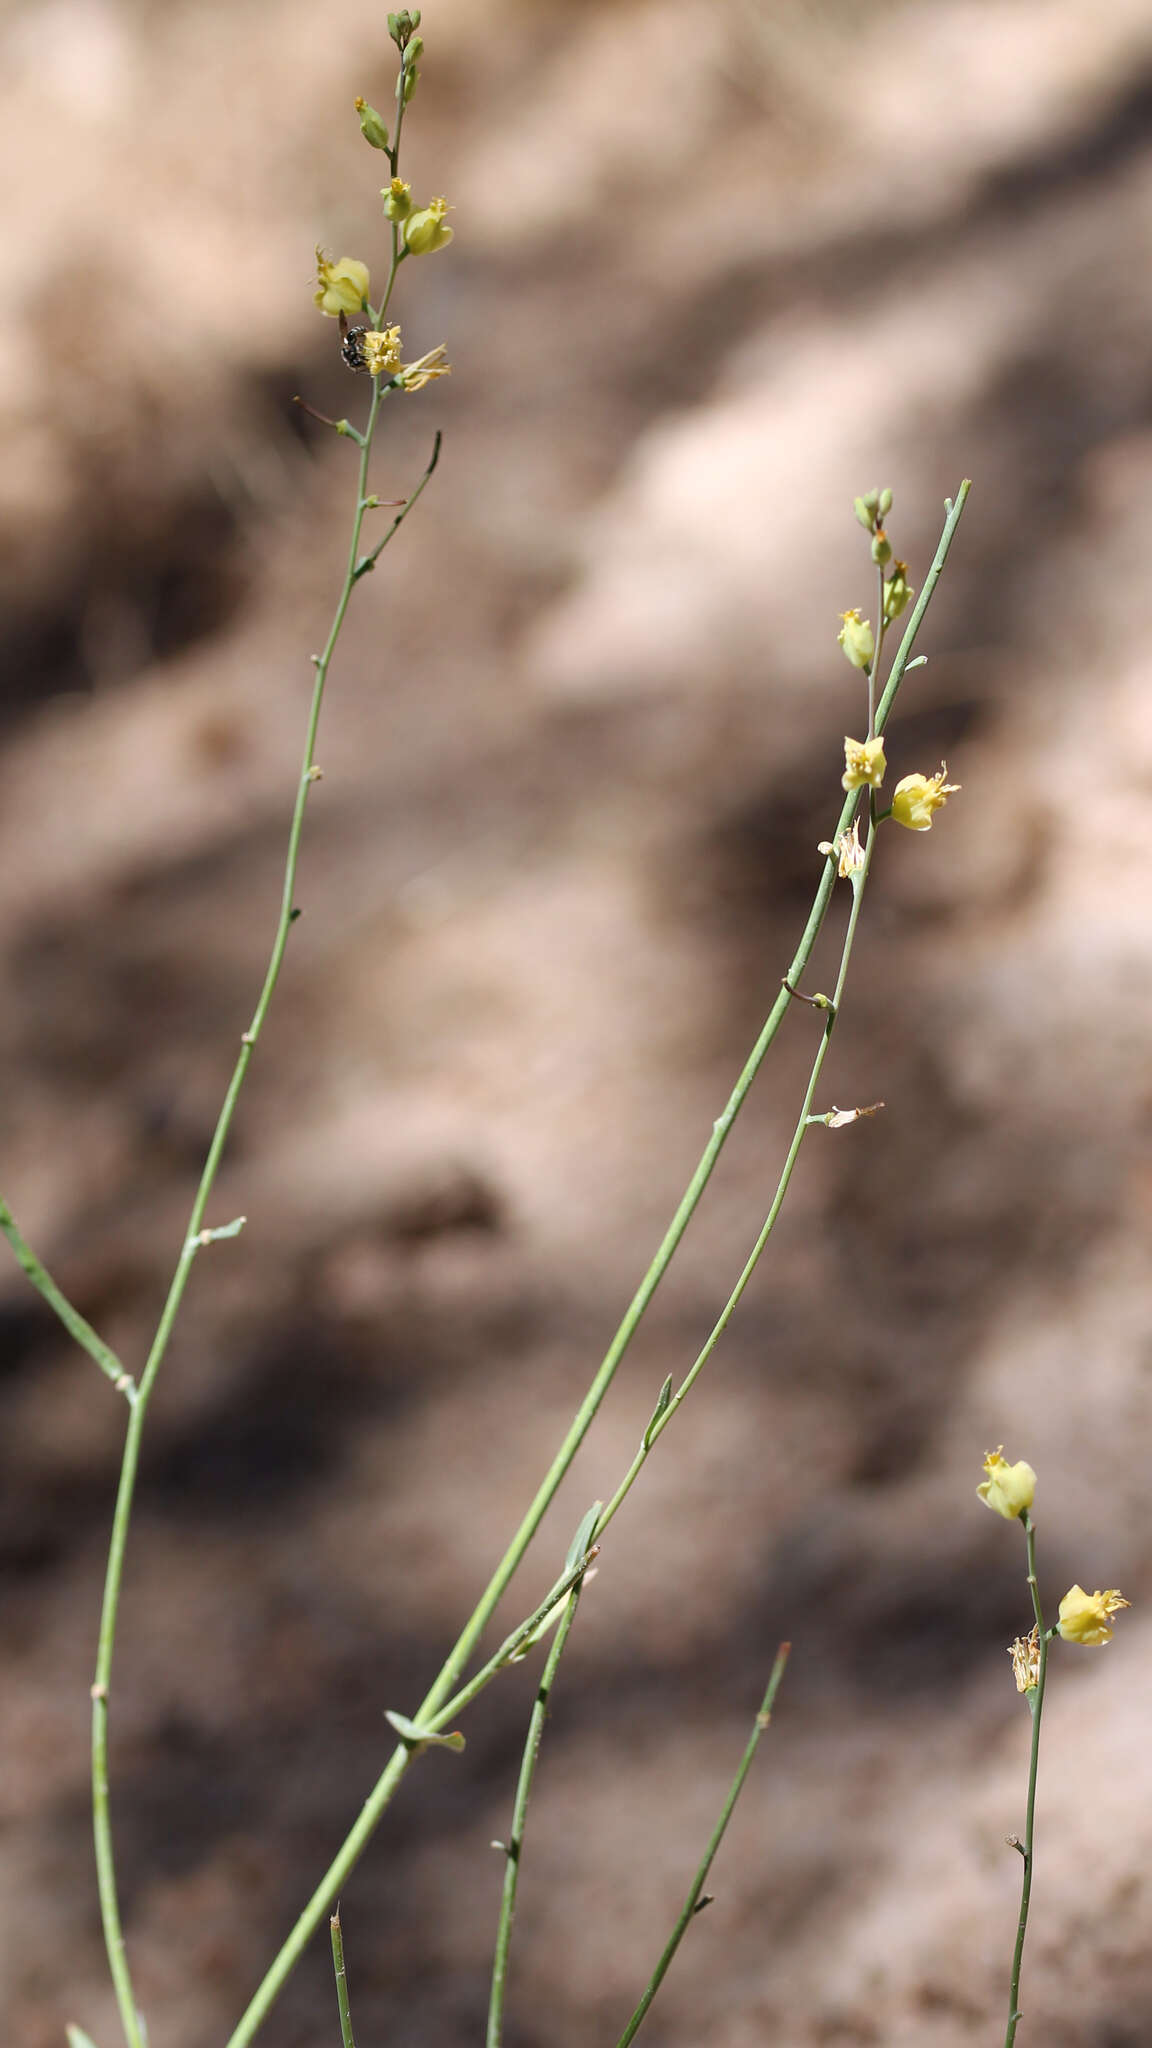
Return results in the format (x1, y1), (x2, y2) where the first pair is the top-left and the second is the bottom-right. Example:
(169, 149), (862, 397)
(384, 1710), (465, 1753)
(564, 1500), (602, 1573)
(643, 1375), (674, 1449)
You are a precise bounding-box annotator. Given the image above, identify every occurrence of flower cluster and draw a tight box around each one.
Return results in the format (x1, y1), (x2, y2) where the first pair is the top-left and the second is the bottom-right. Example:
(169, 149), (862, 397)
(976, 1449), (1130, 1664)
(311, 26), (454, 398)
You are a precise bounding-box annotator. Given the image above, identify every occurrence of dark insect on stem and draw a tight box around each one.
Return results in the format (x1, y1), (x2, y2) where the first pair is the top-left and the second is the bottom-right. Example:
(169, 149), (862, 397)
(338, 309), (371, 372)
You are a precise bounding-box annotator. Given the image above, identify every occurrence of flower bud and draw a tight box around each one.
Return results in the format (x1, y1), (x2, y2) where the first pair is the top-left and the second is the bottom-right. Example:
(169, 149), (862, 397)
(977, 1447), (1036, 1520)
(404, 195), (454, 255)
(841, 736), (886, 791)
(388, 8), (421, 47)
(382, 177), (412, 222)
(837, 609), (875, 670)
(877, 487), (893, 518)
(1057, 1585), (1130, 1646)
(314, 248), (371, 317)
(355, 97), (390, 150)
(883, 561), (913, 621)
(890, 763), (960, 832)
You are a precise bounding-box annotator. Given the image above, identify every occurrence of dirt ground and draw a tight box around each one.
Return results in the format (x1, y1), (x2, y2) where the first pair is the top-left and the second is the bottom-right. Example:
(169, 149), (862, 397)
(3, 2), (1152, 2044)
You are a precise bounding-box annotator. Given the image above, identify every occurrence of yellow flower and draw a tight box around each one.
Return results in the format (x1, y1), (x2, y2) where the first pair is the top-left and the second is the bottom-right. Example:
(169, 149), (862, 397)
(314, 248), (371, 317)
(404, 196), (454, 255)
(890, 762), (960, 831)
(837, 609), (875, 670)
(1057, 1585), (1130, 1646)
(359, 326), (403, 376)
(842, 736), (887, 791)
(977, 1446), (1036, 1521)
(383, 176), (412, 222)
(395, 342), (450, 392)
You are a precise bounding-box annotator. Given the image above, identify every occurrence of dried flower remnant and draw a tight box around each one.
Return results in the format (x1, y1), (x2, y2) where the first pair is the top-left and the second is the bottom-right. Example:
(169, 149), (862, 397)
(1009, 1626), (1041, 1693)
(1057, 1585), (1130, 1646)
(817, 818), (867, 880)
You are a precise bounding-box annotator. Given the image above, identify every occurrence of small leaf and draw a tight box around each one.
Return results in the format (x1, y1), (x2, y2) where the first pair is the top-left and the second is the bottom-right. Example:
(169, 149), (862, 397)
(66, 2028), (102, 2048)
(384, 1710), (465, 1753)
(564, 1501), (602, 1574)
(643, 1375), (673, 1449)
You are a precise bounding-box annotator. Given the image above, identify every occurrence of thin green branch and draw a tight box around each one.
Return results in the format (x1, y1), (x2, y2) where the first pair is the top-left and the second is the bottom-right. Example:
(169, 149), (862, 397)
(352, 429), (442, 580)
(222, 483), (971, 2047)
(614, 1645), (791, 2047)
(223, 1539), (600, 2048)
(487, 1585), (583, 2048)
(330, 1909), (356, 2048)
(0, 1200), (134, 1402)
(1004, 1513), (1048, 2047)
(84, 125), (439, 2048)
(593, 815), (878, 1547)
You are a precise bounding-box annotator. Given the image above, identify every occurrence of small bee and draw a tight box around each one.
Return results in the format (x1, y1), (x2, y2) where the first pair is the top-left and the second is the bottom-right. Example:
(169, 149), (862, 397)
(339, 310), (370, 372)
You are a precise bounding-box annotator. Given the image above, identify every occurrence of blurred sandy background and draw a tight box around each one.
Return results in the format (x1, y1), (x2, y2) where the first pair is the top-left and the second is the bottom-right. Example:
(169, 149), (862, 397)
(2, 1), (1152, 2043)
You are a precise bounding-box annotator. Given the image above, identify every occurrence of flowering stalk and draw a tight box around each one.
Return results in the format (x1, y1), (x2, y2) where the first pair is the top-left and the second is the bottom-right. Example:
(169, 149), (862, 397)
(978, 1451), (1130, 2043)
(0, 33), (448, 2048)
(219, 482), (971, 2046)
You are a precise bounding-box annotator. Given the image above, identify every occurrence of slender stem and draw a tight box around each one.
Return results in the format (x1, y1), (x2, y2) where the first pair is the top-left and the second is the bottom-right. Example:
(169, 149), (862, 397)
(868, 559), (887, 740)
(1004, 1514), (1048, 2047)
(614, 1645), (791, 2048)
(223, 1543), (598, 2048)
(330, 1909), (356, 2048)
(874, 483), (970, 737)
(487, 1586), (583, 2048)
(0, 1200), (134, 1401)
(593, 816), (877, 1544)
(85, 136), (435, 2048)
(222, 483), (972, 2048)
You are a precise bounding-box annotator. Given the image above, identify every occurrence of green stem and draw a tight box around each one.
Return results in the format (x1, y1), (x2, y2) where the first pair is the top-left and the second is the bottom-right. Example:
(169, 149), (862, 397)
(330, 1909), (356, 2048)
(593, 813), (877, 1543)
(0, 1200), (134, 1401)
(86, 183), (433, 2048)
(223, 1541), (598, 2048)
(222, 483), (971, 2047)
(614, 1644), (791, 2048)
(868, 560), (886, 740)
(486, 1586), (583, 2048)
(1004, 1513), (1048, 2047)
